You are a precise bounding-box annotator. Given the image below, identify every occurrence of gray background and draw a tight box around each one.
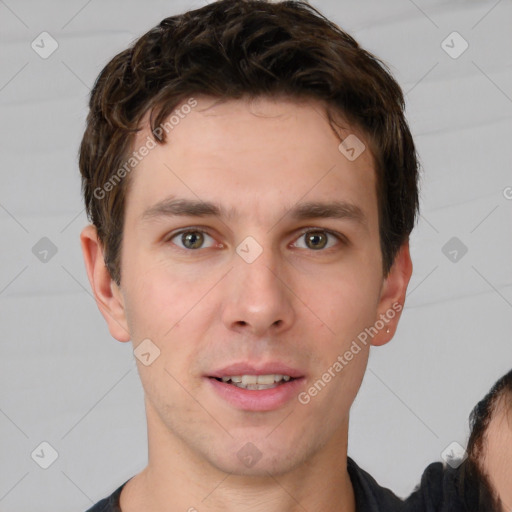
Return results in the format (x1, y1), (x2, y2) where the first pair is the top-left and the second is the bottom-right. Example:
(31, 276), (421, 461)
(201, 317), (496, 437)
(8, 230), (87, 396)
(1, 0), (511, 510)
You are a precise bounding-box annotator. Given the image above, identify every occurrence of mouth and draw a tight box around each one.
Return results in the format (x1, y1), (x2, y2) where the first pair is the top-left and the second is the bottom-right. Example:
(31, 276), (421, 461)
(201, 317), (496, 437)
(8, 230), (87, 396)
(206, 365), (305, 411)
(210, 374), (296, 390)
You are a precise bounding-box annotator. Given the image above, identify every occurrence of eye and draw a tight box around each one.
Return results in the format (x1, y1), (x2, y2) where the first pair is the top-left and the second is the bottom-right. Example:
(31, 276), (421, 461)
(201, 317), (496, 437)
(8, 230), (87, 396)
(292, 229), (341, 251)
(168, 229), (216, 250)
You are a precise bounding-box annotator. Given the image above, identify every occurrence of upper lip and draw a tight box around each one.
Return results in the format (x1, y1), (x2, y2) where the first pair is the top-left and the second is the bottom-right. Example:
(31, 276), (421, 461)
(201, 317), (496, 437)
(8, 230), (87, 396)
(207, 362), (305, 379)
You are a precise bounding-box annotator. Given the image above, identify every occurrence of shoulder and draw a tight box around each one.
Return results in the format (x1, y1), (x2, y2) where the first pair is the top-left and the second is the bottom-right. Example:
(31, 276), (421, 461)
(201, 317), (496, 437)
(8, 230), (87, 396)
(402, 461), (446, 511)
(84, 479), (129, 512)
(347, 457), (406, 511)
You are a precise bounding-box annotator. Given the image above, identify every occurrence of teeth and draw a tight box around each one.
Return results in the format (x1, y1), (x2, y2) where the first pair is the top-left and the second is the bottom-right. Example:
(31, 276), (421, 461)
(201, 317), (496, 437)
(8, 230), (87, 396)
(256, 374), (275, 385)
(242, 375), (258, 385)
(219, 374), (293, 389)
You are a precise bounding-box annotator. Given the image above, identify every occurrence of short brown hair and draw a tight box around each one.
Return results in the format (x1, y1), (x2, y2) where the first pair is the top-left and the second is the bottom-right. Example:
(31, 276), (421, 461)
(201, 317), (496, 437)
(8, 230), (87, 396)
(79, 0), (420, 285)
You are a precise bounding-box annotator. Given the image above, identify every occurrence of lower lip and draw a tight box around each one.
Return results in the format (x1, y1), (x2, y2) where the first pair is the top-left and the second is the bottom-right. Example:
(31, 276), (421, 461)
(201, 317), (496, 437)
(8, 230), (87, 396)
(206, 377), (305, 411)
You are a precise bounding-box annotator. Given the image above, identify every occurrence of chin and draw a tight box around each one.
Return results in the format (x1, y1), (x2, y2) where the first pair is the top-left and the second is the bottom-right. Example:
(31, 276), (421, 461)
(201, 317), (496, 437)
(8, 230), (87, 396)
(209, 453), (302, 478)
(202, 435), (317, 478)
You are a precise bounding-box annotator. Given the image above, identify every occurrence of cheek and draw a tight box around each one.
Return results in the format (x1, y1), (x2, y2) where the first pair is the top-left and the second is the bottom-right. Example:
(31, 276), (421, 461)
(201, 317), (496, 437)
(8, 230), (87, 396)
(305, 266), (382, 339)
(294, 269), (377, 398)
(122, 262), (187, 340)
(122, 256), (222, 350)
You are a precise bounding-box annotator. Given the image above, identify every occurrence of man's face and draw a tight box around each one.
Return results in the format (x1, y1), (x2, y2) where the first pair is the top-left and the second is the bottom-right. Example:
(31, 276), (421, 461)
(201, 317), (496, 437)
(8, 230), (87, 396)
(105, 96), (406, 475)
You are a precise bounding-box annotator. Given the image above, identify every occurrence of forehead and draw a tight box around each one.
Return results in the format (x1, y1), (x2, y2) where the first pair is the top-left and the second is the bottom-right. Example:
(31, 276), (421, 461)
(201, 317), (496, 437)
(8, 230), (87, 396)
(125, 96), (378, 227)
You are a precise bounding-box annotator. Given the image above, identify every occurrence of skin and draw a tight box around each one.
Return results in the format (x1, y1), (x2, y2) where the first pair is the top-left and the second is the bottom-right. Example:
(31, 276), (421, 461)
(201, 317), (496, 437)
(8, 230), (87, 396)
(81, 96), (412, 512)
(480, 398), (512, 511)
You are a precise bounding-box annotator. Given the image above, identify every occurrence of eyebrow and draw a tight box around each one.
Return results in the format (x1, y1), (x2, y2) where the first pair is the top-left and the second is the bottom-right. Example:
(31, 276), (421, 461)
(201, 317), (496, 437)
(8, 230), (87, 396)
(290, 201), (367, 226)
(141, 198), (230, 221)
(140, 197), (367, 227)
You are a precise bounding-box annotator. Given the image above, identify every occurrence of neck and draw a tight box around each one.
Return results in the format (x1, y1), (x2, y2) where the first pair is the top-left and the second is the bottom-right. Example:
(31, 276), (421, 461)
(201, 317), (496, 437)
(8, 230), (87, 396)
(121, 401), (356, 512)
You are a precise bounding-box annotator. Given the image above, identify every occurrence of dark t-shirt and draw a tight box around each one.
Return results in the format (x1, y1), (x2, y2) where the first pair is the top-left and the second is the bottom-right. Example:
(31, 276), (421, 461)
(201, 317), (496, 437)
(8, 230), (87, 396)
(85, 479), (125, 512)
(85, 457), (490, 512)
(85, 457), (404, 512)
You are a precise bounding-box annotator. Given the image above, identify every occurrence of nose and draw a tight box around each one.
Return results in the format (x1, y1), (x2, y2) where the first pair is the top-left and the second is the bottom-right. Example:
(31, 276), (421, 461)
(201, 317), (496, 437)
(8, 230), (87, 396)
(220, 247), (295, 337)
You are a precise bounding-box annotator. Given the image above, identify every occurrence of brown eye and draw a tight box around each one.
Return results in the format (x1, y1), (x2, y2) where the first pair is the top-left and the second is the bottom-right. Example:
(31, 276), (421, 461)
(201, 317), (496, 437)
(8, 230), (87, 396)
(292, 230), (341, 251)
(168, 228), (219, 251)
(305, 231), (328, 250)
(181, 231), (205, 249)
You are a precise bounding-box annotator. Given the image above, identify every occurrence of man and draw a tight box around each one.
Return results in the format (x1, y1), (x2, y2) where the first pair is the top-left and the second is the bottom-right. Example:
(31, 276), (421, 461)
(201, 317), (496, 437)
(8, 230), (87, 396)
(79, 0), (419, 510)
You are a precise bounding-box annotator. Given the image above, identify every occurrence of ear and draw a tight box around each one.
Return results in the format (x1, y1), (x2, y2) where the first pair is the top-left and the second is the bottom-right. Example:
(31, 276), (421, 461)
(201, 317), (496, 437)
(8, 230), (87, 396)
(80, 224), (131, 342)
(370, 241), (413, 347)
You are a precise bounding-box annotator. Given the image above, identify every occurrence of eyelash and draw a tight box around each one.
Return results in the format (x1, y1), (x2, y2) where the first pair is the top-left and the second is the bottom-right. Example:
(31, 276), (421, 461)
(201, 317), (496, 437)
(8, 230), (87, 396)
(165, 226), (346, 252)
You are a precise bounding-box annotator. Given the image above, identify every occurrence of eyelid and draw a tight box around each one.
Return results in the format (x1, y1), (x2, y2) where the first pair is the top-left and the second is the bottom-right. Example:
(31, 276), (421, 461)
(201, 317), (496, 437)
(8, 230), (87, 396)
(166, 225), (211, 236)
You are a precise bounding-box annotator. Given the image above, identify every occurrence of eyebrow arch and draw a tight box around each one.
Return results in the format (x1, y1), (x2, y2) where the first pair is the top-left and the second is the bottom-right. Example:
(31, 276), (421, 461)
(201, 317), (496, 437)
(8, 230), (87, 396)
(140, 197), (367, 228)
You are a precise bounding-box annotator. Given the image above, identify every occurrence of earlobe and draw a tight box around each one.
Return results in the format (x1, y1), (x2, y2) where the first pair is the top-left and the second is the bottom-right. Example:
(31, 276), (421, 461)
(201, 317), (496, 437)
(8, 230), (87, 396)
(80, 225), (131, 343)
(370, 241), (413, 347)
